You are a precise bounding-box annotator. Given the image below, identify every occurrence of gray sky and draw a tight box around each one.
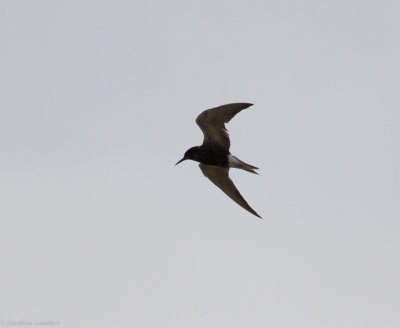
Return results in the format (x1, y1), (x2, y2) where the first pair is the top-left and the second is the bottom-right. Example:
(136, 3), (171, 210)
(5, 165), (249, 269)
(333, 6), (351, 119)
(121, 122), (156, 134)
(1, 0), (399, 327)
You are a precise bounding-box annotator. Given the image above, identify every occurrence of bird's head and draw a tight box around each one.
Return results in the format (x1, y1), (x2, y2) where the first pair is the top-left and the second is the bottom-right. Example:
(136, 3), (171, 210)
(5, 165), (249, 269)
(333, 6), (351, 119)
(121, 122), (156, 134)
(175, 146), (199, 165)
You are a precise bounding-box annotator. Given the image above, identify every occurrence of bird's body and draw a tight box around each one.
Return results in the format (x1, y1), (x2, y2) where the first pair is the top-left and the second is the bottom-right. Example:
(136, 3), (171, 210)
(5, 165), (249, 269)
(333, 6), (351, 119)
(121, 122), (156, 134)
(176, 103), (262, 218)
(182, 145), (229, 167)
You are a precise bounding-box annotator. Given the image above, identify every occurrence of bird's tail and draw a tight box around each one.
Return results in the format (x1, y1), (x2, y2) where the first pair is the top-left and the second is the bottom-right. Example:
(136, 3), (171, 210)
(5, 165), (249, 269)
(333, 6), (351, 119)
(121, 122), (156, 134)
(228, 155), (259, 175)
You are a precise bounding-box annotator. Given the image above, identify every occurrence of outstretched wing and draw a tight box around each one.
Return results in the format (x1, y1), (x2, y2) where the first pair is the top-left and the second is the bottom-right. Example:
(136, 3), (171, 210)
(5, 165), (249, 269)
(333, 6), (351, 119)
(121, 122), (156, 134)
(199, 163), (261, 218)
(196, 103), (253, 151)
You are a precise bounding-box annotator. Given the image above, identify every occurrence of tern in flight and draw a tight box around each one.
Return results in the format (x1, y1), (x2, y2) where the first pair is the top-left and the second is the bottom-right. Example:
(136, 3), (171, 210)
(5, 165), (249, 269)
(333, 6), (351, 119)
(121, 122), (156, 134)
(176, 103), (262, 218)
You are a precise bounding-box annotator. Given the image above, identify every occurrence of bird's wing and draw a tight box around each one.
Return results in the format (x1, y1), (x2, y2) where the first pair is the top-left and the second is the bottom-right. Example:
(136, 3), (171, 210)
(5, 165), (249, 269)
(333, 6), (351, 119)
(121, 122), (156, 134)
(196, 103), (253, 151)
(199, 163), (261, 218)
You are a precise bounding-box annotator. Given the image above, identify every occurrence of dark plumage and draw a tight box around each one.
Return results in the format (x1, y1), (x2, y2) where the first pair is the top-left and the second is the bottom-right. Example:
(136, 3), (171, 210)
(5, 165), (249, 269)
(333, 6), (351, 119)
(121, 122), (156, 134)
(176, 103), (261, 218)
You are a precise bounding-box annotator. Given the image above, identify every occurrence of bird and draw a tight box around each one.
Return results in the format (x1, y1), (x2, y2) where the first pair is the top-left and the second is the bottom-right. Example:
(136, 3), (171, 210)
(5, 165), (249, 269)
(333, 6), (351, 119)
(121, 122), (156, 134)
(176, 102), (262, 218)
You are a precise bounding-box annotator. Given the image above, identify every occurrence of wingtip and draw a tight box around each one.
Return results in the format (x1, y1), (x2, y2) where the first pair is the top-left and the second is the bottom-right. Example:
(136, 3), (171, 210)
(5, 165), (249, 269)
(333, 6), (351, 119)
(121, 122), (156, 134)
(251, 209), (262, 219)
(230, 102), (253, 109)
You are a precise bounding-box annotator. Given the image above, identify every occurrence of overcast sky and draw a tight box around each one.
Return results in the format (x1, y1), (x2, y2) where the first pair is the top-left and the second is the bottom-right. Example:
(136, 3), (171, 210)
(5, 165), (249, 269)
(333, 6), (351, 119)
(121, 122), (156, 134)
(1, 0), (399, 327)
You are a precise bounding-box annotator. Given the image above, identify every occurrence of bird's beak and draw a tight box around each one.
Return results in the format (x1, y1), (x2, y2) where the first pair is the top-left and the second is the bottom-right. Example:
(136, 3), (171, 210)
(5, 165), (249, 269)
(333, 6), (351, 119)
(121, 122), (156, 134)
(175, 157), (186, 166)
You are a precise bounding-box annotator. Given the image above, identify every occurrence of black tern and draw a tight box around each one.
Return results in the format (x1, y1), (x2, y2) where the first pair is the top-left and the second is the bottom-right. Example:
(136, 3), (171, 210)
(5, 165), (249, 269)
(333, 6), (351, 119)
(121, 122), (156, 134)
(176, 102), (262, 218)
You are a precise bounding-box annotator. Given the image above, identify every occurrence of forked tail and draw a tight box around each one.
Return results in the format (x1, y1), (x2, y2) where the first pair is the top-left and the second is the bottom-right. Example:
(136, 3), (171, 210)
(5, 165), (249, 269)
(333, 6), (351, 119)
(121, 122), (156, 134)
(228, 155), (259, 174)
